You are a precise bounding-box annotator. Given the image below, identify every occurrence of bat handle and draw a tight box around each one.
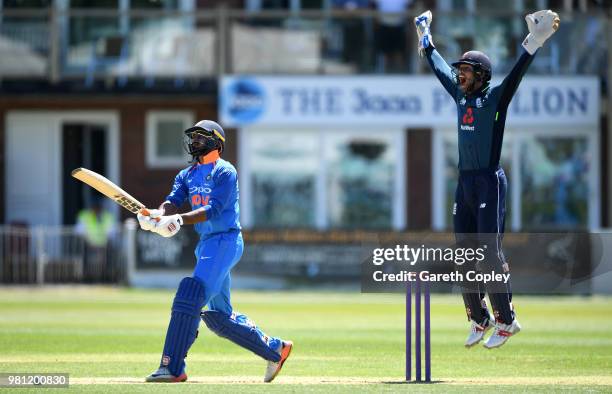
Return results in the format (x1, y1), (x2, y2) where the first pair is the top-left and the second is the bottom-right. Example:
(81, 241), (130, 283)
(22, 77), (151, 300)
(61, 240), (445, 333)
(139, 208), (161, 222)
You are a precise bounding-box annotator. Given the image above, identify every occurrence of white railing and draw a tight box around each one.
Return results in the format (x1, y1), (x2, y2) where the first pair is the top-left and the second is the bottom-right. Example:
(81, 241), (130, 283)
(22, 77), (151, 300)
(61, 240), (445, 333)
(0, 223), (134, 285)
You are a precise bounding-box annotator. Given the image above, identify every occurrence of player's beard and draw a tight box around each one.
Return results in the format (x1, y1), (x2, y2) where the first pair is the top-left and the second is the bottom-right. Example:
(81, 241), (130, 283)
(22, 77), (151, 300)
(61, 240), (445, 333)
(459, 75), (477, 94)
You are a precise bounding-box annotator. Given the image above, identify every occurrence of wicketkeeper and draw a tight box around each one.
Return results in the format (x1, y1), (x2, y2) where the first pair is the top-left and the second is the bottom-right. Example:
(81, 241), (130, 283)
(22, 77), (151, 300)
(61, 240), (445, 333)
(415, 9), (560, 348)
(138, 120), (293, 382)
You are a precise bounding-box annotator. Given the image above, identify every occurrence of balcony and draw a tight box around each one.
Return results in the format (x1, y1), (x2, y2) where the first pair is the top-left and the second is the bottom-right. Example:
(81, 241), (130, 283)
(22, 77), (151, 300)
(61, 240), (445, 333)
(0, 8), (608, 91)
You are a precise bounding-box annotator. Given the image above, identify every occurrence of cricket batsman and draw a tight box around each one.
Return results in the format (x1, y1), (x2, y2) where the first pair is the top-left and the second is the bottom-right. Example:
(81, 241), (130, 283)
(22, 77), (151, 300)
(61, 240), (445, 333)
(414, 10), (560, 348)
(138, 120), (293, 382)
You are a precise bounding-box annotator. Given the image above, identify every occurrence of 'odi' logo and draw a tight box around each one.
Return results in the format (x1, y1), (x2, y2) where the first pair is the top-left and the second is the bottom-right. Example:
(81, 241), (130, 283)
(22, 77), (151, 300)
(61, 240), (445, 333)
(223, 79), (265, 124)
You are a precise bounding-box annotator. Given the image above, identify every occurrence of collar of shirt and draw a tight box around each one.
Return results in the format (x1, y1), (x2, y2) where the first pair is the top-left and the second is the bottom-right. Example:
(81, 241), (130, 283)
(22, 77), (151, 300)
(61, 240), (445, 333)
(198, 150), (220, 165)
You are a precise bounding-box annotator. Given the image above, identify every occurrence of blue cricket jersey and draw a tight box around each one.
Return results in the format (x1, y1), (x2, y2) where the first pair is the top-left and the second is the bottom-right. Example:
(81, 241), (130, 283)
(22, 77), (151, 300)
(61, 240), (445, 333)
(165, 159), (241, 238)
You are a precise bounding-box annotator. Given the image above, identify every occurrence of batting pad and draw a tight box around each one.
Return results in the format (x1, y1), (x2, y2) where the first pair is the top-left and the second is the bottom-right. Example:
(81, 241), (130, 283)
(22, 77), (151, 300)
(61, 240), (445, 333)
(160, 277), (207, 376)
(201, 310), (281, 362)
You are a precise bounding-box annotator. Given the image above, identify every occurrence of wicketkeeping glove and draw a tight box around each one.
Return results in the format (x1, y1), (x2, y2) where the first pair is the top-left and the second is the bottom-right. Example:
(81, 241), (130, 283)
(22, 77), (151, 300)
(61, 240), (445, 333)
(137, 209), (162, 232)
(152, 214), (183, 238)
(414, 10), (433, 58)
(522, 9), (560, 55)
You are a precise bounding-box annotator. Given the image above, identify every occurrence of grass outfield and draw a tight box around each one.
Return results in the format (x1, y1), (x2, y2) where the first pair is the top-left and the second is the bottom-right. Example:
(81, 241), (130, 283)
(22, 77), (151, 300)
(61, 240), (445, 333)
(0, 287), (611, 393)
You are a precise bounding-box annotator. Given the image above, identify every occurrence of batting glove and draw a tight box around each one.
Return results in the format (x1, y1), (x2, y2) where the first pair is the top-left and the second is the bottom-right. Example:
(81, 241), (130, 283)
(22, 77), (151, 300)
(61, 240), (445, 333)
(152, 214), (183, 238)
(522, 9), (560, 55)
(137, 209), (162, 232)
(414, 10), (433, 58)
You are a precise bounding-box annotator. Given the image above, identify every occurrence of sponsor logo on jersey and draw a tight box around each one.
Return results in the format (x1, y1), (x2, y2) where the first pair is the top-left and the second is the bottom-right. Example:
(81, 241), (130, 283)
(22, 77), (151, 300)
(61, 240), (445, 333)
(461, 107), (475, 131)
(189, 186), (212, 194)
(463, 107), (474, 124)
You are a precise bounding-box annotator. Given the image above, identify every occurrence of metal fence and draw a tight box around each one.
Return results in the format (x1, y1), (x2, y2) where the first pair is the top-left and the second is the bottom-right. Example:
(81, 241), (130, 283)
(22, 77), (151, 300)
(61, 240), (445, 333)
(0, 8), (608, 83)
(0, 224), (129, 284)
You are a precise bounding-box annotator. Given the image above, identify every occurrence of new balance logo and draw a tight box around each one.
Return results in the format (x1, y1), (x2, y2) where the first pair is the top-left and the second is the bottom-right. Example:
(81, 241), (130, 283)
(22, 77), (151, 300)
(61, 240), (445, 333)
(479, 203), (487, 208)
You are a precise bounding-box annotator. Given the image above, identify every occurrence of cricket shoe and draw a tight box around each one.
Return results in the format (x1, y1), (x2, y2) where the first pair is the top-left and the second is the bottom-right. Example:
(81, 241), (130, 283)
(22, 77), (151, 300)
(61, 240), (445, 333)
(465, 318), (493, 348)
(484, 319), (521, 349)
(145, 366), (187, 383)
(264, 340), (293, 383)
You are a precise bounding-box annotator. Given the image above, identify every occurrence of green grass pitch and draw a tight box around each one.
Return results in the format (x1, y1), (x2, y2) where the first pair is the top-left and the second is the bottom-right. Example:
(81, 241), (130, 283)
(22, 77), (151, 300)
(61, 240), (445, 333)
(1, 287), (611, 393)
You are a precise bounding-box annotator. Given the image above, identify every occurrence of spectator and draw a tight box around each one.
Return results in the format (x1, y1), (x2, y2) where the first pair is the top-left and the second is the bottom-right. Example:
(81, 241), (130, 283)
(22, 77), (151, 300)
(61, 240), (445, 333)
(374, 0), (412, 73)
(76, 198), (116, 248)
(75, 197), (116, 281)
(333, 0), (372, 72)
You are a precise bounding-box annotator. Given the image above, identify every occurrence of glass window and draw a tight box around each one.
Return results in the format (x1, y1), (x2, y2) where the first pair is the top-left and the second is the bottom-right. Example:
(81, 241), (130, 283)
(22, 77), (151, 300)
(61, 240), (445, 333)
(326, 133), (396, 229)
(131, 0), (179, 9)
(475, 0), (512, 9)
(3, 0), (52, 7)
(70, 0), (118, 7)
(520, 136), (590, 229)
(145, 111), (194, 168)
(437, 129), (596, 231)
(244, 128), (403, 230)
(451, 0), (469, 10)
(301, 0), (324, 9)
(249, 130), (318, 228)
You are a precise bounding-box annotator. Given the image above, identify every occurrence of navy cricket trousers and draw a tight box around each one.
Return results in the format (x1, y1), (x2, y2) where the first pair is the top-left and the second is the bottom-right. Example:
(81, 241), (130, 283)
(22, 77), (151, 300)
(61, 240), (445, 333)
(453, 166), (514, 324)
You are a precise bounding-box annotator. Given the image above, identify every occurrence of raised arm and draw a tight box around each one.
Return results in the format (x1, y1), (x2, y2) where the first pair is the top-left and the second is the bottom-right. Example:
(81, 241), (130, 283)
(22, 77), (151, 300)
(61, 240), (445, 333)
(425, 46), (459, 98)
(495, 50), (535, 109)
(496, 10), (560, 108)
(414, 10), (458, 98)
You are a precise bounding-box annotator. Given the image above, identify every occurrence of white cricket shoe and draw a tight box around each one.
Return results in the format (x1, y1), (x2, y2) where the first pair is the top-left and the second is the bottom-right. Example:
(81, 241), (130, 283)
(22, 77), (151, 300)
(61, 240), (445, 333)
(465, 319), (493, 348)
(484, 319), (521, 349)
(145, 366), (187, 383)
(264, 341), (293, 383)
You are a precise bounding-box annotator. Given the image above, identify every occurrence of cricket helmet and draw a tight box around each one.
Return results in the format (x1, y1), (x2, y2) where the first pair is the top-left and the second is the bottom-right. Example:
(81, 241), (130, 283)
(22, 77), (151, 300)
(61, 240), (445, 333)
(452, 51), (492, 82)
(183, 120), (226, 160)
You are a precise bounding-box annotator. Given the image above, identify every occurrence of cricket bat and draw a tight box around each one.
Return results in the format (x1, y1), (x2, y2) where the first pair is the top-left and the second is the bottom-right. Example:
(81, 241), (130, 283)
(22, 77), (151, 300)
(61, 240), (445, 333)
(71, 167), (152, 216)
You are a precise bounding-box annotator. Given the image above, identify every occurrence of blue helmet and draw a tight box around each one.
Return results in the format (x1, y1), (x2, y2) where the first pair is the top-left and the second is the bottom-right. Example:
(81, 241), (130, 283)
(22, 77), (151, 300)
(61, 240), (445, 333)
(452, 51), (492, 82)
(183, 120), (226, 160)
